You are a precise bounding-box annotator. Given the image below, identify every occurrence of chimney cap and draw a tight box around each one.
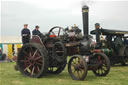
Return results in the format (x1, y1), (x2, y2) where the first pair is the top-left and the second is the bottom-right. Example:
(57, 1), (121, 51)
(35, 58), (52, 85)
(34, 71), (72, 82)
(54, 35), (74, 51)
(82, 5), (89, 9)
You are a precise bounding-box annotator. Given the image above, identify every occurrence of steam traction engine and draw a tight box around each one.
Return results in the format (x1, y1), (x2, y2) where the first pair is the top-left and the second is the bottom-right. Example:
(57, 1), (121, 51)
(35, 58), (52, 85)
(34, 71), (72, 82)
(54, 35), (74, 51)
(91, 24), (128, 66)
(17, 6), (111, 80)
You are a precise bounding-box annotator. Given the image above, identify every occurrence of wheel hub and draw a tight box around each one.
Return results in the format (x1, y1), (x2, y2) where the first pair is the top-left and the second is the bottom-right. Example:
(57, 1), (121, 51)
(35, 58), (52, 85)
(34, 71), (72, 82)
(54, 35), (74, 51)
(29, 58), (36, 64)
(74, 64), (81, 71)
(29, 59), (33, 63)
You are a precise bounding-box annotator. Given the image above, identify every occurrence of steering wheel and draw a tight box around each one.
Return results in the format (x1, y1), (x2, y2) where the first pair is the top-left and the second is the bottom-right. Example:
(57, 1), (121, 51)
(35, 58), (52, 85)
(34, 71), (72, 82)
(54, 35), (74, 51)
(48, 26), (65, 37)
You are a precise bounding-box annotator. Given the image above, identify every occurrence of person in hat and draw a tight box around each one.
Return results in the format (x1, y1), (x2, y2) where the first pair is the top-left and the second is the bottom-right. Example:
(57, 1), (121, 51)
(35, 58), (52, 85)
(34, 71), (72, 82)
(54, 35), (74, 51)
(21, 24), (31, 44)
(32, 25), (41, 36)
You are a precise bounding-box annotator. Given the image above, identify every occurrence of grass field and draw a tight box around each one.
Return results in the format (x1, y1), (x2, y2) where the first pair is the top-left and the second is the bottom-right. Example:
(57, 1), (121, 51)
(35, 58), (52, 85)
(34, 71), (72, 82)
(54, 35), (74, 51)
(0, 62), (128, 85)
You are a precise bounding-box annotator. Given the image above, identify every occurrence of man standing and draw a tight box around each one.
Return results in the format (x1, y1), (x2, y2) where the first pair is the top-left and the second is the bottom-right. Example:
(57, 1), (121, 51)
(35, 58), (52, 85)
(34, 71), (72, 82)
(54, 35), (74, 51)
(21, 24), (31, 44)
(32, 25), (41, 36)
(0, 48), (6, 61)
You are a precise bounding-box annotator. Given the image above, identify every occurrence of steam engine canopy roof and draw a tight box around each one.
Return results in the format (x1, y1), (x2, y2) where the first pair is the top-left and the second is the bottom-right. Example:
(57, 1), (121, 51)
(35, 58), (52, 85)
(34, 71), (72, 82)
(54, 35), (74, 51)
(90, 29), (128, 35)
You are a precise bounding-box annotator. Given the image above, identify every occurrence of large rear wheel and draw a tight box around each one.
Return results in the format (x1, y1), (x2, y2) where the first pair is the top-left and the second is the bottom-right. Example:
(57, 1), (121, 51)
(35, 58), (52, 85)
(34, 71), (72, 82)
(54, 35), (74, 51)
(68, 55), (88, 80)
(17, 43), (48, 78)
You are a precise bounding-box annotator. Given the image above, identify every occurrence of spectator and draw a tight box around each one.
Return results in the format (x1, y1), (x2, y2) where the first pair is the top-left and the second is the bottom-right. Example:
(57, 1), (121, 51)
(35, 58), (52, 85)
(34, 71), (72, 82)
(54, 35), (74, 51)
(21, 24), (31, 44)
(32, 25), (41, 36)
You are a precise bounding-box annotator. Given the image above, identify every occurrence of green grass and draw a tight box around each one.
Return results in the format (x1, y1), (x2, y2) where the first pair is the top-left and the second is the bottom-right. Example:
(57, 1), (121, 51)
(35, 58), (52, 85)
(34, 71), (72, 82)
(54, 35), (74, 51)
(0, 62), (128, 85)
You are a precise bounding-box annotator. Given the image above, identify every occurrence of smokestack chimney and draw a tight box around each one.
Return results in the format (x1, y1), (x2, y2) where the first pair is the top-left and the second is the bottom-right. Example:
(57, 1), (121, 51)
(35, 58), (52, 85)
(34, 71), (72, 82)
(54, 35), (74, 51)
(82, 5), (89, 36)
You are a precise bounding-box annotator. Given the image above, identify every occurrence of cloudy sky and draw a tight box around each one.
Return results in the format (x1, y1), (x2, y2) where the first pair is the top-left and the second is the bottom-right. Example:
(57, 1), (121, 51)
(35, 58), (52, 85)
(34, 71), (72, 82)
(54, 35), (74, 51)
(1, 0), (128, 37)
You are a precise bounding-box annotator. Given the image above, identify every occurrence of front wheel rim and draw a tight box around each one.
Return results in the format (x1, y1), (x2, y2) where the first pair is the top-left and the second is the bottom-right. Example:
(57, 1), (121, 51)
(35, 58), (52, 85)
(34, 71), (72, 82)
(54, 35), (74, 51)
(68, 55), (88, 80)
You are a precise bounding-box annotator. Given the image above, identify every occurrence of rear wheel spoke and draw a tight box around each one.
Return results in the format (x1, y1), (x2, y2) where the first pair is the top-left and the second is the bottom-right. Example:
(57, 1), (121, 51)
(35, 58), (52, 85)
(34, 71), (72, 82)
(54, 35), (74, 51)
(36, 62), (42, 66)
(24, 64), (32, 71)
(37, 66), (40, 72)
(23, 50), (29, 56)
(32, 50), (38, 58)
(35, 56), (42, 60)
(36, 59), (43, 63)
(31, 66), (35, 76)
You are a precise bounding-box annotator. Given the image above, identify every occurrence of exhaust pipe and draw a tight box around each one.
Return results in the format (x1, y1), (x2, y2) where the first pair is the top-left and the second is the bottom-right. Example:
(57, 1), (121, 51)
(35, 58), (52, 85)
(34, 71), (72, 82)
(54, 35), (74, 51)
(82, 5), (89, 36)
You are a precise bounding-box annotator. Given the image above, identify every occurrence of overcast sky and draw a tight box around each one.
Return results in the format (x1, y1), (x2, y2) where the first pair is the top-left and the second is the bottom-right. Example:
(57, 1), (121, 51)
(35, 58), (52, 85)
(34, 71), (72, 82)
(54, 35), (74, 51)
(1, 0), (128, 37)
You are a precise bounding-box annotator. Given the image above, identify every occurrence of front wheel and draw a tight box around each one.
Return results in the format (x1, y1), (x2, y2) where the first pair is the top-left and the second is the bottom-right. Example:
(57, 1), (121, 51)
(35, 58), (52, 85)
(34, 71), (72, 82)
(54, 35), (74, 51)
(92, 53), (111, 76)
(68, 55), (88, 80)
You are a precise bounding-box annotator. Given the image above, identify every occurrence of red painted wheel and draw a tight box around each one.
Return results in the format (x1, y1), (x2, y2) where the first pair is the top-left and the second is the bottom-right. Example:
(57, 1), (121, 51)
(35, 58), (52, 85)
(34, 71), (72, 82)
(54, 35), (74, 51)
(17, 43), (48, 78)
(92, 53), (110, 76)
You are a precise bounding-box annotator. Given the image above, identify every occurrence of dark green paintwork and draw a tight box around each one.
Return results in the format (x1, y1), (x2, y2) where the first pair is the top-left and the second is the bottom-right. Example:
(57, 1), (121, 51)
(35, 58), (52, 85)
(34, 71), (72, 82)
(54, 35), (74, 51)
(90, 29), (128, 35)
